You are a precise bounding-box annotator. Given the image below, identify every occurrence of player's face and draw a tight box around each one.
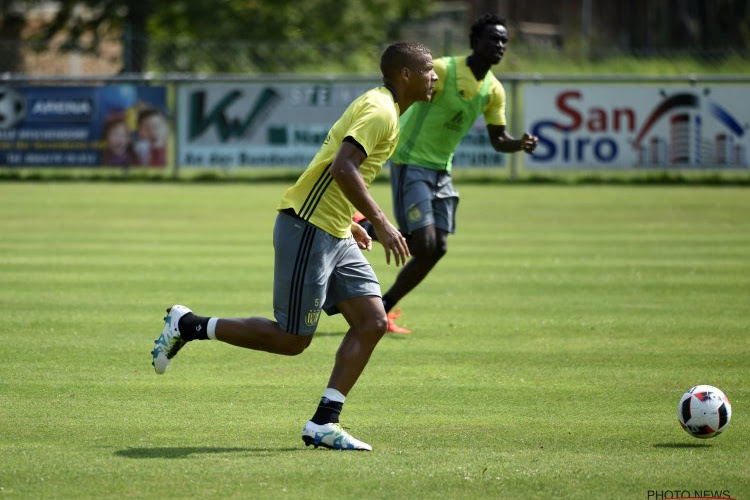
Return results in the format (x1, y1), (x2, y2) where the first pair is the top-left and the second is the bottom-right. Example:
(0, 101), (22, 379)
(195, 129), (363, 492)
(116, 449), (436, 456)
(474, 24), (509, 65)
(408, 54), (438, 102)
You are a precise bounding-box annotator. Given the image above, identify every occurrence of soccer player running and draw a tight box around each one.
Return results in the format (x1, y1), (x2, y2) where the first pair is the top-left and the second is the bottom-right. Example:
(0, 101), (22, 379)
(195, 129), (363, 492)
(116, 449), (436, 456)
(151, 42), (438, 451)
(357, 14), (538, 333)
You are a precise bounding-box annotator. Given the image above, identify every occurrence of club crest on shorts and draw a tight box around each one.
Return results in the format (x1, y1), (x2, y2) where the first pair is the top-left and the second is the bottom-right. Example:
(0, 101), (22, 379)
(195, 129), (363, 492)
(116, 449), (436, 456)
(407, 204), (421, 223)
(305, 309), (321, 326)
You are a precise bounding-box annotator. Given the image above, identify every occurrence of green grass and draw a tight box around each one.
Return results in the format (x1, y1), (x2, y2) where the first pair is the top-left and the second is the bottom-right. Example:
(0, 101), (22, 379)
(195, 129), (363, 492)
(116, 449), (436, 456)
(1, 183), (748, 499)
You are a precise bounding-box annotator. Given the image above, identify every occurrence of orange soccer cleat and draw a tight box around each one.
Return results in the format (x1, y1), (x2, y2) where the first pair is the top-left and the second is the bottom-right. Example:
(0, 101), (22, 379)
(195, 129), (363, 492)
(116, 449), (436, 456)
(386, 308), (411, 334)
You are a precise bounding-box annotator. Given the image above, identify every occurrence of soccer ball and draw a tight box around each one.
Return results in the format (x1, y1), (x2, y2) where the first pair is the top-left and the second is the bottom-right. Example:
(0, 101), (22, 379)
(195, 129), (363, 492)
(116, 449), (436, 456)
(677, 385), (732, 439)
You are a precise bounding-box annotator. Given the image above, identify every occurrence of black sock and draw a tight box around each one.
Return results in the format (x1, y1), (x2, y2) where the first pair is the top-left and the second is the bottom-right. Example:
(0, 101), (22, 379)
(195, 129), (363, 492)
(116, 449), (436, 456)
(178, 312), (209, 341)
(311, 397), (344, 425)
(382, 294), (397, 314)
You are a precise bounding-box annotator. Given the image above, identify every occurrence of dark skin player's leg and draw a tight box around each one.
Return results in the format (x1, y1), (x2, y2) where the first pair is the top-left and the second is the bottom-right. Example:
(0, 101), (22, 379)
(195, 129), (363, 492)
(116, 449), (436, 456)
(326, 296), (388, 395)
(215, 317), (312, 355)
(381, 224), (448, 311)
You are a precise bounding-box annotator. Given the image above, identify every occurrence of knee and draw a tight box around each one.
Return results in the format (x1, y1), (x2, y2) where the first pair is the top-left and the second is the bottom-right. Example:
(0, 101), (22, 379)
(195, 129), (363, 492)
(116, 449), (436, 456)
(285, 334), (313, 356)
(362, 311), (388, 338)
(434, 238), (447, 260)
(374, 312), (388, 336)
(411, 238), (446, 263)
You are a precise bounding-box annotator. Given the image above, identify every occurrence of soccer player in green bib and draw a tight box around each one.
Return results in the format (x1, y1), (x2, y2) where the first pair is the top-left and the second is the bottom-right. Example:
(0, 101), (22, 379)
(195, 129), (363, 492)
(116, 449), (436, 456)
(357, 14), (539, 333)
(151, 42), (438, 451)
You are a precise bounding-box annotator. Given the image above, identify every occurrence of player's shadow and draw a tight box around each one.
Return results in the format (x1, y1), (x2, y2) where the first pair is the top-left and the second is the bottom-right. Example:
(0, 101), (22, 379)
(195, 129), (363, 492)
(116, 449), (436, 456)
(115, 446), (300, 459)
(652, 442), (712, 449)
(314, 330), (410, 340)
(312, 331), (345, 337)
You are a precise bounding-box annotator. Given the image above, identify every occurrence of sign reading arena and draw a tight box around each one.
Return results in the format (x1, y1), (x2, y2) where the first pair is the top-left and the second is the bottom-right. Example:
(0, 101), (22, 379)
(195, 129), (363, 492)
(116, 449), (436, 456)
(0, 85), (168, 168)
(524, 84), (749, 169)
(177, 82), (506, 168)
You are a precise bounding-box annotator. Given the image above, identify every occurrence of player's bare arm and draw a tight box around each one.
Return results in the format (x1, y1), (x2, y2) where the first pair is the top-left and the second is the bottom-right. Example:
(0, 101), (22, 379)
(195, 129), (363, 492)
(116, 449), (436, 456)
(330, 140), (409, 266)
(487, 124), (538, 154)
(351, 221), (373, 251)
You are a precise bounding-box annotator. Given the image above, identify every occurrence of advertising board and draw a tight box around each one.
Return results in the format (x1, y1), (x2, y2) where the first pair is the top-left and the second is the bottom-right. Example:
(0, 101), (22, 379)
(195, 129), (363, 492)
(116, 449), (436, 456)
(524, 84), (749, 169)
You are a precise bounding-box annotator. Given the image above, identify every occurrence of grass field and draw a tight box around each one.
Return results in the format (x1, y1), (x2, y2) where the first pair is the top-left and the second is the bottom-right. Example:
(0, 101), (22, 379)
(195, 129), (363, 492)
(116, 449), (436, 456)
(1, 182), (748, 499)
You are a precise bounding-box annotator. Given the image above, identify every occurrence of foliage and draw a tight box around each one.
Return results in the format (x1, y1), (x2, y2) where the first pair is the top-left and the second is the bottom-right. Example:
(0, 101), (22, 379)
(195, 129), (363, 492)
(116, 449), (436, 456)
(19, 0), (432, 73)
(6, 0), (748, 74)
(27, 0), (152, 71)
(499, 46), (750, 76)
(147, 0), (431, 73)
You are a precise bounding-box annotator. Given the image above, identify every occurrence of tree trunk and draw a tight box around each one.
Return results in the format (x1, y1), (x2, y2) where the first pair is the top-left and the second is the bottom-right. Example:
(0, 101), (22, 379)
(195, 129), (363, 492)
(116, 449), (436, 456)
(123, 1), (149, 73)
(0, 12), (25, 73)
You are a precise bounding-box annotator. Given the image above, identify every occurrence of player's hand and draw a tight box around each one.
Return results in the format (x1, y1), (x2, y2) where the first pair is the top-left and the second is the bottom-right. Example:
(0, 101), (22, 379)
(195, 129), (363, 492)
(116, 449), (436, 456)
(521, 133), (538, 154)
(351, 221), (372, 251)
(373, 219), (410, 266)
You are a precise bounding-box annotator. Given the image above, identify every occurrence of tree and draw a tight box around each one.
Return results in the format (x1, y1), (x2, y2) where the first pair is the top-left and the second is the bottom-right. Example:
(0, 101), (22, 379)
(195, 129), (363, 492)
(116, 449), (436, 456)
(147, 0), (433, 73)
(32, 0), (153, 72)
(28, 0), (432, 74)
(0, 1), (26, 72)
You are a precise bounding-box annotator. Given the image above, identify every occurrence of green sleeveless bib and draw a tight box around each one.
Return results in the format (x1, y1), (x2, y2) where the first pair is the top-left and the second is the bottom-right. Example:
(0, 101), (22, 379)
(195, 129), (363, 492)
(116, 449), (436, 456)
(391, 56), (492, 171)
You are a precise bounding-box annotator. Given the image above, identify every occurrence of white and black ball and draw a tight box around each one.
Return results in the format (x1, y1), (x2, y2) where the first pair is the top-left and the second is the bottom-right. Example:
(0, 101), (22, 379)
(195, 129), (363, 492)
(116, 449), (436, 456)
(677, 385), (732, 439)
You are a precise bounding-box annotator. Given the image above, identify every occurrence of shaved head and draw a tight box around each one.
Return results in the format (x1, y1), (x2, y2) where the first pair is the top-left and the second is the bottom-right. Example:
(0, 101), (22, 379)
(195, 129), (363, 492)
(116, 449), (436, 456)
(380, 41), (433, 79)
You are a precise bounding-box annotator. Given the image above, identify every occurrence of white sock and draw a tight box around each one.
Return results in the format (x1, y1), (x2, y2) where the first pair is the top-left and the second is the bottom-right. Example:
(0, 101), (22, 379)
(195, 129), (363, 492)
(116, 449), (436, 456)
(323, 387), (346, 403)
(207, 317), (218, 340)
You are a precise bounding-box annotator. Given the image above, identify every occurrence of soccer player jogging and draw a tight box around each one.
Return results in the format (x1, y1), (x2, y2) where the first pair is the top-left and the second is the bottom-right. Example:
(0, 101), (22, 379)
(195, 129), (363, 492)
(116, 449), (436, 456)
(356, 14), (538, 333)
(151, 42), (438, 451)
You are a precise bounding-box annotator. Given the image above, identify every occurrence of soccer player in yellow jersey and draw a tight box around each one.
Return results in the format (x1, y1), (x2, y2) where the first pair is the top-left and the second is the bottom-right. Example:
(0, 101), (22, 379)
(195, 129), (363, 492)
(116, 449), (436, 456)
(151, 42), (438, 451)
(357, 14), (538, 333)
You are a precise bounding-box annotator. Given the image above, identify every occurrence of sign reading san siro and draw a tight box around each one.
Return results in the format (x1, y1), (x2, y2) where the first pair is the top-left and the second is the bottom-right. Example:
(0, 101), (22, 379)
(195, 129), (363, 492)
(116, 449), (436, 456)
(524, 83), (749, 169)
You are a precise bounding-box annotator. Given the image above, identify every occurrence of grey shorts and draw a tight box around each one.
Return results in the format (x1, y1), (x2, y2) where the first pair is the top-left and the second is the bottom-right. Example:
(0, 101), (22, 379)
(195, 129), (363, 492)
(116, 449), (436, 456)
(272, 211), (381, 335)
(390, 162), (459, 235)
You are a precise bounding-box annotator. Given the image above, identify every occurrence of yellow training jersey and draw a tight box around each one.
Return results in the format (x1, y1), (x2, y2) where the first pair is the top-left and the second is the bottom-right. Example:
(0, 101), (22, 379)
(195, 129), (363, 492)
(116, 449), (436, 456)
(278, 86), (400, 238)
(432, 55), (506, 126)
